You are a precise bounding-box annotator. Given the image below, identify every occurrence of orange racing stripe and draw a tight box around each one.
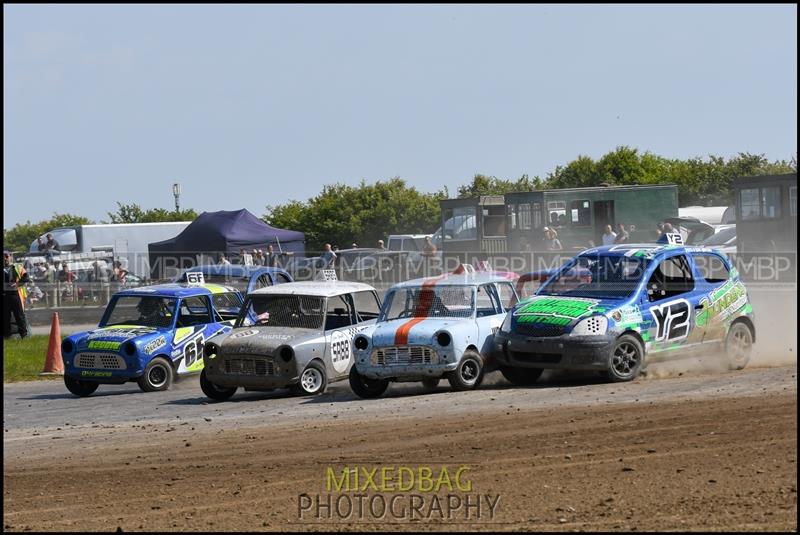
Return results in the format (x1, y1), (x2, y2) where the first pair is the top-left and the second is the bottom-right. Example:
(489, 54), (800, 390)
(394, 274), (449, 345)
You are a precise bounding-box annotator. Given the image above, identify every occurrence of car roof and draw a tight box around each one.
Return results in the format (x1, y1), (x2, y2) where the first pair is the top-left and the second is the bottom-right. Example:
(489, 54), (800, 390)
(116, 283), (239, 298)
(578, 243), (725, 260)
(391, 271), (518, 289)
(184, 265), (289, 277)
(248, 281), (377, 298)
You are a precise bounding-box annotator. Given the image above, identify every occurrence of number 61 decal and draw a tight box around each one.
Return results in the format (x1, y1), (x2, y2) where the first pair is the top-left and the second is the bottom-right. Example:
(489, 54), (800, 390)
(184, 333), (205, 367)
(650, 298), (691, 342)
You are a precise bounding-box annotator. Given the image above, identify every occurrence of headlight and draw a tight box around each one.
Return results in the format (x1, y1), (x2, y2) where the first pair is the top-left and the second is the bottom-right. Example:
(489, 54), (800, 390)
(279, 346), (294, 362)
(435, 331), (451, 347)
(570, 315), (608, 336)
(500, 312), (513, 333)
(61, 339), (74, 355)
(123, 341), (137, 356)
(204, 342), (218, 359)
(354, 335), (369, 351)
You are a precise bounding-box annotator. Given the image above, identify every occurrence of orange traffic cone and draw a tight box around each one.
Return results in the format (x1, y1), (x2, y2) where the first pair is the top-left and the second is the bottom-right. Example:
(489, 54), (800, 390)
(40, 312), (64, 376)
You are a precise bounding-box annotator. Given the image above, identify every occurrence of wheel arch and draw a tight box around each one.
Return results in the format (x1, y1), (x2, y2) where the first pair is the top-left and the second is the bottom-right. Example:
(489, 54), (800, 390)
(730, 316), (756, 343)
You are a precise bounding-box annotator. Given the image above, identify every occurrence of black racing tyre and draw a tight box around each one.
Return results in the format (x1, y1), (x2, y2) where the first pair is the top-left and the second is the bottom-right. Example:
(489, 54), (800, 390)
(137, 357), (174, 392)
(421, 377), (441, 390)
(200, 369), (237, 401)
(500, 366), (544, 386)
(446, 350), (484, 391)
(348, 366), (389, 399)
(64, 376), (99, 397)
(725, 322), (753, 371)
(605, 334), (644, 382)
(293, 361), (327, 396)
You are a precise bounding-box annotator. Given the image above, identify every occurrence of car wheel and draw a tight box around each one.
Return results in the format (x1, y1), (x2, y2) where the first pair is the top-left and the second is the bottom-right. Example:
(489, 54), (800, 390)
(199, 368), (237, 401)
(421, 377), (440, 390)
(446, 350), (483, 391)
(348, 366), (389, 399)
(64, 376), (99, 397)
(605, 334), (644, 382)
(137, 357), (174, 392)
(500, 366), (543, 386)
(294, 362), (327, 396)
(726, 322), (753, 371)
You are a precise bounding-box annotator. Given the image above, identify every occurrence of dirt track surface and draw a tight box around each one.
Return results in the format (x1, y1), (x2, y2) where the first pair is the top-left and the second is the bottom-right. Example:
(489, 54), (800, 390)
(3, 365), (797, 532)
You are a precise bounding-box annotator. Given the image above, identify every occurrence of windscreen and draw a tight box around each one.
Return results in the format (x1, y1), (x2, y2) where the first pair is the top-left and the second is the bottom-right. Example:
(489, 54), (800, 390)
(103, 296), (177, 329)
(538, 255), (649, 299)
(236, 294), (324, 329)
(380, 286), (474, 321)
(700, 227), (736, 246)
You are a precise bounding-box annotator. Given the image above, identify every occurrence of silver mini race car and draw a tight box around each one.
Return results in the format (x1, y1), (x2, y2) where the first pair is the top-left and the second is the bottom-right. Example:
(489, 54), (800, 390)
(199, 281), (381, 400)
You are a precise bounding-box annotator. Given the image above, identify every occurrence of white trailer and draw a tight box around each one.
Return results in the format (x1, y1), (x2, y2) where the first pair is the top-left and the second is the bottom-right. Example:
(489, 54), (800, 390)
(28, 222), (191, 280)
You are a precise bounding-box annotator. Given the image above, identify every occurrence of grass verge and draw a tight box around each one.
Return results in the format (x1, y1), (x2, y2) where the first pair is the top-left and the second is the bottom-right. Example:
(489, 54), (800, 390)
(3, 335), (62, 382)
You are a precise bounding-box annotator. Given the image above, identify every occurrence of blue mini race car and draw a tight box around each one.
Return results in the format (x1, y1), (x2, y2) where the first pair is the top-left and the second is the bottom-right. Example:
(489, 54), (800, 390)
(492, 242), (755, 384)
(176, 265), (293, 293)
(61, 282), (244, 396)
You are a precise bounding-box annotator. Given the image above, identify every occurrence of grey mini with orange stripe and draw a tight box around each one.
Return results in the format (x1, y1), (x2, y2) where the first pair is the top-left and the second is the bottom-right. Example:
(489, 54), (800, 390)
(349, 265), (520, 398)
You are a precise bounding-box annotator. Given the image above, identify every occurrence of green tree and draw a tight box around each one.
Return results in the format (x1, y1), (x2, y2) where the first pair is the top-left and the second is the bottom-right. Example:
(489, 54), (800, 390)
(105, 202), (198, 223)
(457, 174), (544, 197)
(3, 213), (93, 253)
(265, 177), (445, 252)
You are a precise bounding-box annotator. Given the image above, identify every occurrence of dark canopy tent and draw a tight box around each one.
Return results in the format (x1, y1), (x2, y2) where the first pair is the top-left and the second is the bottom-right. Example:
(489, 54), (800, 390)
(148, 209), (305, 279)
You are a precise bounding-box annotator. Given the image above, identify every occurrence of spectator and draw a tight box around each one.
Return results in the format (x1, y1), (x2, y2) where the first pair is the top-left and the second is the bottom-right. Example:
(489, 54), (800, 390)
(112, 261), (128, 283)
(543, 229), (563, 251)
(45, 233), (60, 252)
(218, 253), (231, 265)
(602, 224), (618, 245)
(266, 245), (278, 268)
(93, 259), (111, 304)
(4, 251), (30, 338)
(558, 213), (568, 227)
(33, 262), (47, 281)
(239, 248), (253, 266)
(321, 243), (337, 268)
(351, 243), (358, 249)
(36, 237), (47, 252)
(253, 249), (264, 266)
(657, 222), (678, 244)
(549, 212), (559, 227)
(614, 223), (630, 244)
(377, 240), (386, 251)
(422, 236), (437, 257)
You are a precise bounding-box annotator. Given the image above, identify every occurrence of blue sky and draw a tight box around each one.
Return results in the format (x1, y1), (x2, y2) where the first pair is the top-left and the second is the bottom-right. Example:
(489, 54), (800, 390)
(3, 4), (797, 229)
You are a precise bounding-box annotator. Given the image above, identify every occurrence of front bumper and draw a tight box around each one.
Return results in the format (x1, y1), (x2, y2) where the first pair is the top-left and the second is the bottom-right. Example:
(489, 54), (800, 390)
(63, 352), (145, 383)
(355, 345), (457, 381)
(491, 331), (615, 371)
(203, 355), (300, 389)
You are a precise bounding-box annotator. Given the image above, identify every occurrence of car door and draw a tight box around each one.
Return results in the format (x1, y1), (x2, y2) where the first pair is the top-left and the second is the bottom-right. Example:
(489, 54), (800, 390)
(640, 253), (705, 356)
(323, 294), (359, 380)
(475, 284), (506, 356)
(691, 252), (744, 343)
(173, 295), (216, 374)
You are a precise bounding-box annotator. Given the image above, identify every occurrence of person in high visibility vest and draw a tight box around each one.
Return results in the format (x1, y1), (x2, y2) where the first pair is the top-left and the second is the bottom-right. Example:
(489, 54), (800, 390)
(4, 251), (30, 338)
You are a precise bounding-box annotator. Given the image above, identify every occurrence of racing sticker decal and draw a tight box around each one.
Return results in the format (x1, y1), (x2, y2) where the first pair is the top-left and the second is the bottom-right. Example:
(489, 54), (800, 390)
(87, 327), (156, 340)
(330, 331), (352, 373)
(694, 279), (748, 327)
(87, 341), (121, 351)
(608, 305), (643, 329)
(330, 325), (369, 373)
(230, 329), (260, 339)
(144, 336), (167, 354)
(514, 297), (604, 327)
(649, 298), (691, 342)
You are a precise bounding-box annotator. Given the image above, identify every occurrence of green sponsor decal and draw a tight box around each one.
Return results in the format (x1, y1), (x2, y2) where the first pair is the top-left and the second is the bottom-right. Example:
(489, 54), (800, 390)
(80, 370), (112, 377)
(87, 341), (121, 351)
(515, 297), (603, 325)
(695, 279), (748, 327)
